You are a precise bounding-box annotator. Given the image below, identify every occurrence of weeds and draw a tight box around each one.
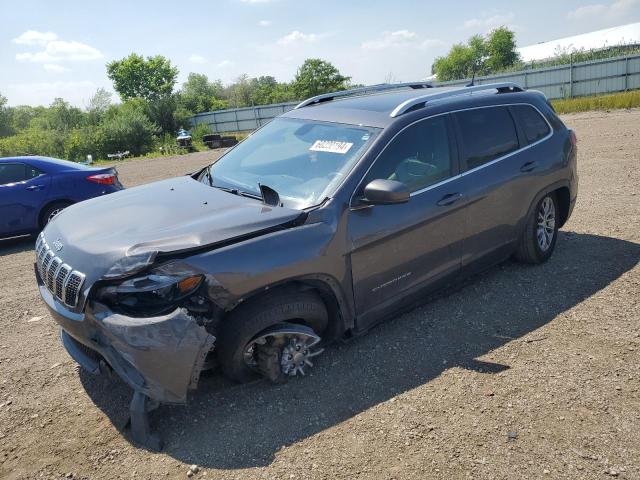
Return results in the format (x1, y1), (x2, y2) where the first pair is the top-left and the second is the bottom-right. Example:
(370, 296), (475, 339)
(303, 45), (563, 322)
(551, 90), (640, 114)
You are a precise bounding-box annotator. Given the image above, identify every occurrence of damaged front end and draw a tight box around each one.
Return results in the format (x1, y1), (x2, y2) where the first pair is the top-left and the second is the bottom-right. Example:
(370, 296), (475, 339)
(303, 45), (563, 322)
(33, 174), (314, 448)
(36, 256), (219, 449)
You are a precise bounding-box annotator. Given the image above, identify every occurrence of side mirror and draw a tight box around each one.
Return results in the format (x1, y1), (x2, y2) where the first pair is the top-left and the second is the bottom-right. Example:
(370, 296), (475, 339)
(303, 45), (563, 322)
(363, 179), (410, 205)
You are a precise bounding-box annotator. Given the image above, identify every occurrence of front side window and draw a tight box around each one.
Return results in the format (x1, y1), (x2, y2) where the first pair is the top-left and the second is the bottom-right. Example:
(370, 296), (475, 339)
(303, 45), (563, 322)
(455, 107), (519, 170)
(362, 115), (453, 193)
(0, 163), (41, 185)
(510, 104), (551, 144)
(206, 118), (379, 209)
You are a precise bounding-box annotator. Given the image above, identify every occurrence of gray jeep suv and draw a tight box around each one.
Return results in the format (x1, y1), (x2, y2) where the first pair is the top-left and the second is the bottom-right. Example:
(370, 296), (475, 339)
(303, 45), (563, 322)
(35, 82), (577, 447)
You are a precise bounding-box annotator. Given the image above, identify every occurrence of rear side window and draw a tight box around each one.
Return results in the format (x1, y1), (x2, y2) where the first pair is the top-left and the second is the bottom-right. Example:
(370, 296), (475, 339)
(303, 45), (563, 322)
(363, 115), (453, 193)
(455, 107), (519, 170)
(510, 105), (551, 144)
(0, 163), (42, 185)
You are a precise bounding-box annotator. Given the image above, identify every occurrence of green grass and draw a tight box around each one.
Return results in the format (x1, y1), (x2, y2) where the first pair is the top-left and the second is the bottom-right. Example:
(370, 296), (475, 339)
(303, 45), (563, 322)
(551, 90), (640, 114)
(91, 132), (249, 165)
(92, 145), (209, 165)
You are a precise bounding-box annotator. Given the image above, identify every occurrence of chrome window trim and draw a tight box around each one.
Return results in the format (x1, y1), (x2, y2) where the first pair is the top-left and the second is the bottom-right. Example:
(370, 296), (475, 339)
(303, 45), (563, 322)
(349, 102), (554, 205)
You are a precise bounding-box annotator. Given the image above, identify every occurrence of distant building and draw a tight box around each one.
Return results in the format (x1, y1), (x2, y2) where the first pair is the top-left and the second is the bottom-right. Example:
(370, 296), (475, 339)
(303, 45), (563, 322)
(518, 22), (640, 62)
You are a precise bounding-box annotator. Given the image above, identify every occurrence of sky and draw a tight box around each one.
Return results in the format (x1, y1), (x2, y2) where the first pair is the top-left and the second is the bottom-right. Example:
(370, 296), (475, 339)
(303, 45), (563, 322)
(1, 0), (639, 107)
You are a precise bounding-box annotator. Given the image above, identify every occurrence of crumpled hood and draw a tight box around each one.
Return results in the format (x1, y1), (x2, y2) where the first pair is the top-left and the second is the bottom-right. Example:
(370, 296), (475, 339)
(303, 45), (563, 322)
(43, 176), (304, 285)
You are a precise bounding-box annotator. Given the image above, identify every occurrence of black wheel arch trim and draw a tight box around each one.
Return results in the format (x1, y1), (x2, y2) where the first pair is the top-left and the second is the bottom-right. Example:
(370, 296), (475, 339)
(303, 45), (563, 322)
(219, 273), (354, 340)
(519, 180), (571, 235)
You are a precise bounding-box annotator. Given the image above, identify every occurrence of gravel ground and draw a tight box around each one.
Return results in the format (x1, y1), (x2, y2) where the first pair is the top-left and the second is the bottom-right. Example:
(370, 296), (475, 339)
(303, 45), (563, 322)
(0, 110), (638, 480)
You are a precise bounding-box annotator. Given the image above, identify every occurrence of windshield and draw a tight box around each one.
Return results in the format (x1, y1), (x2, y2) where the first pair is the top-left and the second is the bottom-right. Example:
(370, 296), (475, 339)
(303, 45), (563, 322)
(205, 118), (379, 209)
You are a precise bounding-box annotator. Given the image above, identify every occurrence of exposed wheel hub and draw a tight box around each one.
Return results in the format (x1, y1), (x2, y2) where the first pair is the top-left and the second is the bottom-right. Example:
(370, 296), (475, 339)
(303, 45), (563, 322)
(280, 336), (319, 376)
(243, 323), (323, 382)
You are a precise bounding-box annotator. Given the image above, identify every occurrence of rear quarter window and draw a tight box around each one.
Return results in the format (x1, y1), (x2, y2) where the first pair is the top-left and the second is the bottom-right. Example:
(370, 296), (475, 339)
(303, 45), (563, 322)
(510, 104), (551, 144)
(0, 163), (41, 185)
(454, 106), (519, 170)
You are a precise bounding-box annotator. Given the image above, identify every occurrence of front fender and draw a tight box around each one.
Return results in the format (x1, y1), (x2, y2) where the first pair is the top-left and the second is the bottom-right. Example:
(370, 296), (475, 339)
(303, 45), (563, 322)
(179, 220), (355, 328)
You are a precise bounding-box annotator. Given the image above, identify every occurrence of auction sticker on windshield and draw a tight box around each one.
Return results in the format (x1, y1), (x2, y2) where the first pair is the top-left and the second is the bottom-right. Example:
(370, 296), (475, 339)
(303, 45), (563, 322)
(310, 140), (353, 154)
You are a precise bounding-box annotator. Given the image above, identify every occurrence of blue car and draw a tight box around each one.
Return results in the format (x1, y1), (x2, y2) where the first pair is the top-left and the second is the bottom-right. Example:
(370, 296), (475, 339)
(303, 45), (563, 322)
(0, 156), (123, 238)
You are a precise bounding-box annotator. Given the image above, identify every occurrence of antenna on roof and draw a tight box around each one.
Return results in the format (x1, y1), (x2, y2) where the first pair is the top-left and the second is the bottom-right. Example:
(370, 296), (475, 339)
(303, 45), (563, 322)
(466, 55), (488, 87)
(466, 68), (476, 87)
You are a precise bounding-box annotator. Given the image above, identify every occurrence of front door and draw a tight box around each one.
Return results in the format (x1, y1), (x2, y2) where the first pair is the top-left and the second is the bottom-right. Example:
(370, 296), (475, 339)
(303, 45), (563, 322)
(348, 114), (467, 329)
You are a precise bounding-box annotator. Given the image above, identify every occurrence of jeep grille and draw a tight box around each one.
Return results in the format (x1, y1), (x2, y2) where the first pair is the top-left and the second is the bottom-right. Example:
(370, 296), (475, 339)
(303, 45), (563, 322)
(36, 233), (85, 308)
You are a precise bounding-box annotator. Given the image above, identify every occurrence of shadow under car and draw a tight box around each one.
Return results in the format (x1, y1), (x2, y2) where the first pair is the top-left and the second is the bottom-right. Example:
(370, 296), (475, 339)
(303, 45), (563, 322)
(78, 231), (639, 469)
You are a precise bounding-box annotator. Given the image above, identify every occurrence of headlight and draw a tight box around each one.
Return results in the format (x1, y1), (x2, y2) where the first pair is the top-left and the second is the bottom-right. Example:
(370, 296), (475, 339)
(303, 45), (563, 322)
(97, 272), (203, 316)
(103, 252), (157, 280)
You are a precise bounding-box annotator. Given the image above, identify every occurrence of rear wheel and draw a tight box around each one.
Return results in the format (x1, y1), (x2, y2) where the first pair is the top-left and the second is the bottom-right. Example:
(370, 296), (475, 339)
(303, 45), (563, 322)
(216, 291), (328, 383)
(40, 201), (71, 229)
(514, 193), (558, 264)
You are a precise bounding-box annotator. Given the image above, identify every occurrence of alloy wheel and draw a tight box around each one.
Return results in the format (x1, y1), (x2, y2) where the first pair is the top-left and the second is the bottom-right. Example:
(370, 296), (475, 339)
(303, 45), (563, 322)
(536, 196), (555, 252)
(47, 208), (63, 224)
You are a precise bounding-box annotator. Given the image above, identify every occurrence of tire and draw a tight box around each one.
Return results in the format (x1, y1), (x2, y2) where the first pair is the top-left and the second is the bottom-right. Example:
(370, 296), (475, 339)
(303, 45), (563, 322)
(514, 192), (559, 264)
(40, 201), (71, 230)
(216, 291), (328, 383)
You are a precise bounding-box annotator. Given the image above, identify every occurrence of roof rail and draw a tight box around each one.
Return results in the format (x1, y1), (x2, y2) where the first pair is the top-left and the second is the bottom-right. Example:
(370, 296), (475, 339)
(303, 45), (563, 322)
(294, 82), (433, 110)
(389, 82), (524, 118)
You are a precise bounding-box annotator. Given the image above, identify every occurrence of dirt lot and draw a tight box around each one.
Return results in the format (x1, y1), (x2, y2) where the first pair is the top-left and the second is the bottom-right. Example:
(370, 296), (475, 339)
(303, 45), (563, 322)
(0, 109), (639, 480)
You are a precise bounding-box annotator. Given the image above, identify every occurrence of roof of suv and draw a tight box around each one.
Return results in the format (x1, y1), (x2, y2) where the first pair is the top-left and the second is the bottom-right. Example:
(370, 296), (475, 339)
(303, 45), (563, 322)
(282, 83), (543, 128)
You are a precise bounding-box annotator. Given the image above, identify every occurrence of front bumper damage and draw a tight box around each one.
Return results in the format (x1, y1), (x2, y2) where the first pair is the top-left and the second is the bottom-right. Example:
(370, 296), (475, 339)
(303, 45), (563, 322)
(37, 272), (215, 449)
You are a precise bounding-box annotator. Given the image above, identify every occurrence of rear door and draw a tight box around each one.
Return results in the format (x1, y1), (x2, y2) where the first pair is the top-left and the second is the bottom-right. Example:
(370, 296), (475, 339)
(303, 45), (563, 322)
(348, 114), (467, 328)
(0, 162), (50, 236)
(453, 105), (537, 269)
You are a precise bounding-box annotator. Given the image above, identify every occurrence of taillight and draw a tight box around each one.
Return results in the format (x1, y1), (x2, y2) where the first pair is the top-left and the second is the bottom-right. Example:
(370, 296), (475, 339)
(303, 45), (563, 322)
(87, 173), (116, 185)
(569, 130), (577, 147)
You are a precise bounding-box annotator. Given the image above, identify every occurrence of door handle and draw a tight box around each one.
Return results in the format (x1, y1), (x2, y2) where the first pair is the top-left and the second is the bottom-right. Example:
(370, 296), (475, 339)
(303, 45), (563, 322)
(26, 185), (44, 191)
(436, 192), (463, 206)
(520, 161), (538, 173)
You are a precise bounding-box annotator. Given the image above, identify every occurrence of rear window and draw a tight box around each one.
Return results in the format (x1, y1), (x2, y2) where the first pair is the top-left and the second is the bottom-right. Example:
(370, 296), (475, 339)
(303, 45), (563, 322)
(455, 107), (519, 170)
(510, 105), (551, 144)
(0, 163), (42, 185)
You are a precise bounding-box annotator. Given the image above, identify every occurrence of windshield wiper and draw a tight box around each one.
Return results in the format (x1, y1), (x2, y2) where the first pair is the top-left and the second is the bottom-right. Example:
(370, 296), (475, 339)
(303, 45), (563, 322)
(210, 181), (263, 201)
(236, 190), (263, 200)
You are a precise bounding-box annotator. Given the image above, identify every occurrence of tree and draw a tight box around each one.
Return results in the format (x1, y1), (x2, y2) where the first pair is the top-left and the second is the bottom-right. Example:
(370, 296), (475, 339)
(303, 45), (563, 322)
(0, 126), (66, 158)
(99, 101), (157, 155)
(38, 98), (83, 132)
(432, 28), (520, 81)
(146, 94), (189, 134)
(250, 76), (295, 105)
(87, 88), (112, 114)
(292, 59), (351, 99)
(0, 93), (13, 137)
(485, 27), (520, 72)
(85, 88), (112, 126)
(227, 74), (254, 108)
(106, 54), (178, 101)
(7, 105), (43, 132)
(432, 34), (487, 81)
(178, 73), (227, 113)
(432, 43), (478, 82)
